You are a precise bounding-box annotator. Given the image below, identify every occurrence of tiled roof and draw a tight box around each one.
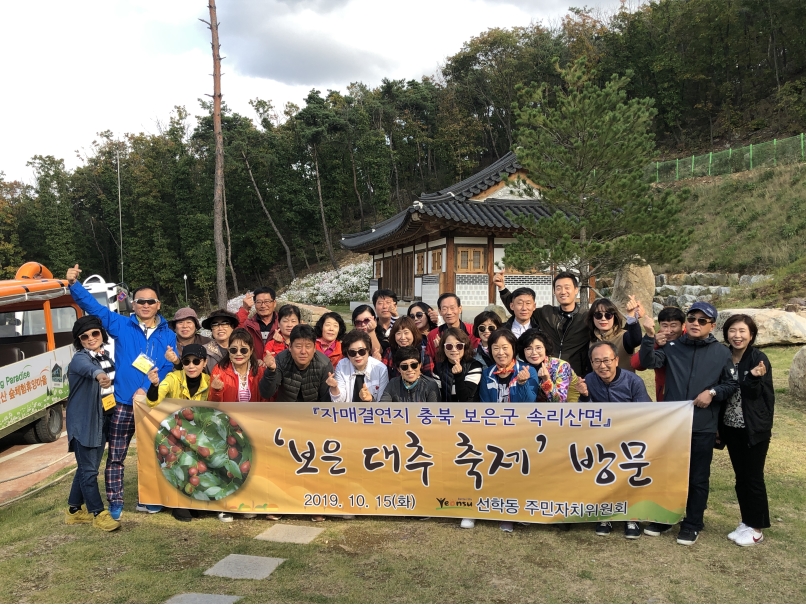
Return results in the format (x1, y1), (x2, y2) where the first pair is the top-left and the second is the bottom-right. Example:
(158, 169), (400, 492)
(340, 151), (557, 252)
(419, 152), (521, 203)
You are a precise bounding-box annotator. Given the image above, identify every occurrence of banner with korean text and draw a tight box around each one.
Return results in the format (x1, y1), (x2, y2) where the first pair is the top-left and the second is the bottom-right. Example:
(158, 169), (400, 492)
(135, 399), (692, 524)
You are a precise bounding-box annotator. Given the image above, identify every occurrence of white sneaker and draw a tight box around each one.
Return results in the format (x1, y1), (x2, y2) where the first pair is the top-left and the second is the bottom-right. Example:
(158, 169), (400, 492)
(340, 515), (356, 520)
(460, 518), (475, 529)
(218, 512), (233, 522)
(727, 522), (749, 541)
(734, 529), (763, 546)
(499, 521), (513, 532)
(241, 513), (257, 519)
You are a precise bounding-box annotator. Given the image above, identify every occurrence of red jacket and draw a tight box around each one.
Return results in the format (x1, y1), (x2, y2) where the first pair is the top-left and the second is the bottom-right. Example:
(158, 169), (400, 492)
(264, 337), (289, 358)
(630, 350), (666, 401)
(316, 339), (343, 367)
(208, 363), (267, 402)
(236, 308), (278, 361)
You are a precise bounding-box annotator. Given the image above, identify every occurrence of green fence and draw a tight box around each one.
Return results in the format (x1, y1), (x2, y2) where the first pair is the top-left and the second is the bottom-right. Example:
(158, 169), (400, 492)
(645, 133), (806, 183)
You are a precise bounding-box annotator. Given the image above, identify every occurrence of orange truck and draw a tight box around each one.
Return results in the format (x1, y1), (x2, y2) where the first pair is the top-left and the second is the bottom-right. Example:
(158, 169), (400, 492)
(0, 263), (84, 443)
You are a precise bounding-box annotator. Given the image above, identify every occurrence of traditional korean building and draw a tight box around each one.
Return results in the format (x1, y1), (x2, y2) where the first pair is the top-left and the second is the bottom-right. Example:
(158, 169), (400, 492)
(341, 152), (558, 313)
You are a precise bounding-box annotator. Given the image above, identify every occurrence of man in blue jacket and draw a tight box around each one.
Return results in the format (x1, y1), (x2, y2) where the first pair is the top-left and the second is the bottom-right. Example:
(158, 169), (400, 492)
(639, 301), (739, 545)
(580, 340), (651, 539)
(66, 264), (176, 520)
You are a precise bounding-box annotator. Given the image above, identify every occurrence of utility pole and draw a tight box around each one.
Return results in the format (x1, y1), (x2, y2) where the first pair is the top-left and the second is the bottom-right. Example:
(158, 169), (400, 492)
(201, 0), (228, 307)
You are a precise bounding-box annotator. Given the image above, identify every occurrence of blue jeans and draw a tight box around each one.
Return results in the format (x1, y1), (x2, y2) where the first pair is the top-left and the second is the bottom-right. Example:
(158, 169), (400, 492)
(68, 426), (108, 514)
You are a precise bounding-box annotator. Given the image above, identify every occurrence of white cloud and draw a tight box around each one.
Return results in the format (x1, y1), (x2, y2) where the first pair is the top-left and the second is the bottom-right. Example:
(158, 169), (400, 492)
(1, 0), (624, 182)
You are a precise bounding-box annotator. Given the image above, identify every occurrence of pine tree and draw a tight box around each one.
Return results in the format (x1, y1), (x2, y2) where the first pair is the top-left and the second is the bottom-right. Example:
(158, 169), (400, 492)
(504, 58), (689, 310)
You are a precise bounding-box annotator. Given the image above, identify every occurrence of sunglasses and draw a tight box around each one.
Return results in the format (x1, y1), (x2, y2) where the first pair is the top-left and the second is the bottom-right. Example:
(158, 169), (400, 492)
(444, 343), (465, 351)
(686, 315), (712, 326)
(477, 325), (496, 333)
(134, 298), (159, 306)
(228, 346), (250, 355)
(398, 361), (420, 371)
(593, 312), (614, 320)
(409, 312), (425, 320)
(79, 329), (102, 341)
(347, 347), (368, 358)
(353, 318), (373, 326)
(182, 357), (203, 366)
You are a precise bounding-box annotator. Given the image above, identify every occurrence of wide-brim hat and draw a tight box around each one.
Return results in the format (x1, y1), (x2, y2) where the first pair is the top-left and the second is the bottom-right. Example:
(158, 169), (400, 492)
(169, 307), (201, 331)
(201, 309), (239, 331)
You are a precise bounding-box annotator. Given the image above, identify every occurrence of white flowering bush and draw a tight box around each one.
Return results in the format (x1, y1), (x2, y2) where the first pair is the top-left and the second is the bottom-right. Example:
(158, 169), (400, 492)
(280, 260), (371, 306)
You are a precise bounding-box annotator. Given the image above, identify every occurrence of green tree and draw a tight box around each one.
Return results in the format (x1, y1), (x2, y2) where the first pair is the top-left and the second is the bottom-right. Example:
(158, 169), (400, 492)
(504, 58), (688, 310)
(0, 176), (25, 278)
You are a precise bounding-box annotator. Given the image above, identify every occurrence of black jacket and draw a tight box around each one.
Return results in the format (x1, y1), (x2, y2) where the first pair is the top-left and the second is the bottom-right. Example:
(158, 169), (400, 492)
(432, 359), (483, 402)
(380, 375), (440, 402)
(499, 288), (589, 376)
(639, 333), (739, 433)
(719, 347), (775, 446)
(259, 350), (334, 402)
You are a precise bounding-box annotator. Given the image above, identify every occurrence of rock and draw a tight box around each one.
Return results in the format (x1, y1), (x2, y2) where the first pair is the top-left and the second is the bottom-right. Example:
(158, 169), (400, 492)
(788, 297), (806, 307)
(716, 309), (806, 346)
(785, 304), (801, 312)
(612, 263), (655, 319)
(677, 294), (697, 308)
(739, 274), (773, 286)
(680, 285), (708, 296)
(652, 302), (664, 317)
(664, 295), (678, 307)
(597, 277), (614, 289)
(655, 274), (667, 287)
(696, 295), (713, 303)
(656, 285), (679, 296)
(484, 304), (509, 323)
(712, 286), (732, 297)
(789, 346), (806, 400)
(667, 273), (688, 286)
(653, 296), (665, 305)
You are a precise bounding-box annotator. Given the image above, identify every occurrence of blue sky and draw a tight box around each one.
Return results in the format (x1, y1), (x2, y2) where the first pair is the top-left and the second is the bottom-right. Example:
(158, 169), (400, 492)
(1, 0), (624, 182)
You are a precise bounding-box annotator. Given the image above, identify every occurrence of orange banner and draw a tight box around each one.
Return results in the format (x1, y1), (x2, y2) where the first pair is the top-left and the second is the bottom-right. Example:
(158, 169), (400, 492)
(135, 399), (692, 524)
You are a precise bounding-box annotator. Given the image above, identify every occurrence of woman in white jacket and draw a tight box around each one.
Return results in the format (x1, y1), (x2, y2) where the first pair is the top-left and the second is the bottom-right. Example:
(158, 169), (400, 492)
(327, 330), (389, 403)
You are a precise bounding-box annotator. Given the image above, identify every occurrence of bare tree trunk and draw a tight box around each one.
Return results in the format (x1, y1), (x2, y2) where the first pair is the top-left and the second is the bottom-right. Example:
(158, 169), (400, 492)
(578, 215), (590, 311)
(347, 145), (365, 229)
(242, 152), (296, 280)
(201, 0), (227, 307)
(311, 144), (338, 269)
(222, 187), (238, 292)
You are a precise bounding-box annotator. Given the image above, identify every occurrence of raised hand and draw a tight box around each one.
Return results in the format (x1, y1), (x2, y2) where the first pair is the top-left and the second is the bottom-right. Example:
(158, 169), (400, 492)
(516, 365), (532, 385)
(97, 372), (112, 388)
(66, 264), (81, 285)
(273, 330), (284, 342)
(164, 345), (179, 364)
(537, 360), (550, 380)
(263, 350), (276, 370)
(325, 372), (338, 389)
(625, 294), (639, 314)
(427, 308), (440, 325)
(640, 313), (656, 337)
(359, 382), (373, 402)
(147, 368), (160, 386)
(750, 360), (767, 377)
(654, 331), (668, 347)
(432, 335), (441, 350)
(492, 272), (505, 291)
(451, 361), (463, 374)
(210, 374), (225, 391)
(242, 292), (254, 310)
(576, 376), (588, 397)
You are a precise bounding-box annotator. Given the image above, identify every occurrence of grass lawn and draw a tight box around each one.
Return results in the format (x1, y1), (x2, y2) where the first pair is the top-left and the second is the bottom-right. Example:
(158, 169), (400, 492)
(1, 347), (805, 603)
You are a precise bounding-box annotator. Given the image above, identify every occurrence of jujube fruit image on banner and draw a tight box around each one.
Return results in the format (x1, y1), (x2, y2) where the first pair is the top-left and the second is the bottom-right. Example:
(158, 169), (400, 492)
(154, 406), (252, 500)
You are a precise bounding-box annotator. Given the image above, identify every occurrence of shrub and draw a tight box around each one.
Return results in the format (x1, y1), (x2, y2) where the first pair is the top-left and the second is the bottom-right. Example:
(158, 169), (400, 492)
(280, 261), (372, 306)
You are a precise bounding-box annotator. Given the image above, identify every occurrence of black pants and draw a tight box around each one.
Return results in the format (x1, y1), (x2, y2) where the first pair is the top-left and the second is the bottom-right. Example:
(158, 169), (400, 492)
(721, 425), (771, 529)
(680, 431), (715, 533)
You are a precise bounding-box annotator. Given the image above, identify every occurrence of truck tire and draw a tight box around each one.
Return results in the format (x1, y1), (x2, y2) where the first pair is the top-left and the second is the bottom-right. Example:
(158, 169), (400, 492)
(34, 404), (64, 443)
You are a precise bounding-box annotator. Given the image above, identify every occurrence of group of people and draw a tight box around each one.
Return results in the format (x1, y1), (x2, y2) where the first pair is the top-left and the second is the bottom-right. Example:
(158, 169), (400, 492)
(63, 264), (774, 548)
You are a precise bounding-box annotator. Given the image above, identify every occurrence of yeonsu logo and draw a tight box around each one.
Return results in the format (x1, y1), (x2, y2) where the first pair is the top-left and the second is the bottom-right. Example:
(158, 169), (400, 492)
(435, 497), (474, 510)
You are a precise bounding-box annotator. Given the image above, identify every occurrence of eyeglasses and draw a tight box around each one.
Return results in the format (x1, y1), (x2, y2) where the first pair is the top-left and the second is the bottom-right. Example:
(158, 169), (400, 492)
(79, 330), (101, 341)
(444, 343), (465, 351)
(592, 358), (616, 367)
(593, 312), (614, 320)
(210, 322), (231, 329)
(398, 361), (420, 371)
(182, 357), (203, 366)
(686, 315), (712, 326)
(255, 299), (275, 306)
(228, 347), (250, 355)
(134, 298), (159, 306)
(347, 347), (368, 358)
(353, 318), (373, 326)
(409, 312), (425, 320)
(477, 325), (496, 333)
